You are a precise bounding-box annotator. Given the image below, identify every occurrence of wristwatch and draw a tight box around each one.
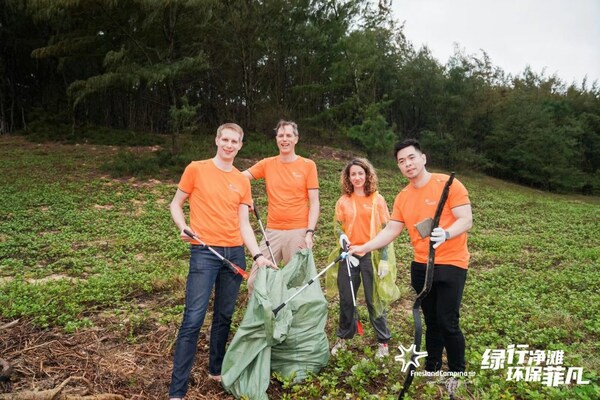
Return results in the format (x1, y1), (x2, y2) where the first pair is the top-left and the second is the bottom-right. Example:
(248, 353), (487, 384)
(253, 253), (264, 261)
(445, 231), (450, 240)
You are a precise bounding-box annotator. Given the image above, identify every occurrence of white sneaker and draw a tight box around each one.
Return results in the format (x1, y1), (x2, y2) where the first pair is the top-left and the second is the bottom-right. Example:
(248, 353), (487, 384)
(376, 343), (389, 358)
(331, 339), (347, 356)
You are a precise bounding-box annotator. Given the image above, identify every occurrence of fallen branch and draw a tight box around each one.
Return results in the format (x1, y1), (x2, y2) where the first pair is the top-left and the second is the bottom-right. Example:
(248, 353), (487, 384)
(0, 375), (72, 399)
(62, 396), (125, 400)
(0, 376), (123, 400)
(18, 341), (57, 354)
(0, 320), (19, 330)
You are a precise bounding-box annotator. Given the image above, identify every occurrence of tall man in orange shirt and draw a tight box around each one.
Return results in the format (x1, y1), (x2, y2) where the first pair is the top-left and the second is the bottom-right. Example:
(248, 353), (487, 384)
(243, 120), (320, 292)
(350, 138), (472, 376)
(168, 123), (274, 400)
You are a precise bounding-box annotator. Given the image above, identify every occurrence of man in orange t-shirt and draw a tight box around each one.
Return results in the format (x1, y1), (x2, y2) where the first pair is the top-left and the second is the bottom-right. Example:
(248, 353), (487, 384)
(350, 139), (473, 377)
(243, 120), (320, 292)
(168, 123), (274, 400)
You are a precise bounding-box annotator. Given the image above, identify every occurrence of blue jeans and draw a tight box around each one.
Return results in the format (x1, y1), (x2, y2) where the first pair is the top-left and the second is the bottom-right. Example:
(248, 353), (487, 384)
(169, 245), (246, 398)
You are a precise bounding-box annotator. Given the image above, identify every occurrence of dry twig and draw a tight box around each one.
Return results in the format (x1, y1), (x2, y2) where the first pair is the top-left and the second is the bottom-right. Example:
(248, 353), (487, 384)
(0, 321), (20, 331)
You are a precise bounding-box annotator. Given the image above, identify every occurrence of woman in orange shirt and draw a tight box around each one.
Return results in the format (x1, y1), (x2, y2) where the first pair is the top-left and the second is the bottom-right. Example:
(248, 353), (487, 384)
(329, 158), (399, 358)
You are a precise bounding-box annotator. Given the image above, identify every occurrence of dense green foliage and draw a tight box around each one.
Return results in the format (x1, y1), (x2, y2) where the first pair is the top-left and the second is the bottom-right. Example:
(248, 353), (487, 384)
(1, 0), (600, 191)
(0, 137), (598, 399)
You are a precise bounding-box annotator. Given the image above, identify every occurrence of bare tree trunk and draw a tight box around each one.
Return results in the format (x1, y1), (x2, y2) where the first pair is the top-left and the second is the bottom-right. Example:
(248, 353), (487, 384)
(8, 77), (16, 132)
(9, 98), (14, 133)
(0, 85), (5, 134)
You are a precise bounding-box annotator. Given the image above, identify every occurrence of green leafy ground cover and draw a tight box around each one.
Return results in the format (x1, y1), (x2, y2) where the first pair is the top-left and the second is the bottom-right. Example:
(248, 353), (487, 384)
(0, 136), (598, 399)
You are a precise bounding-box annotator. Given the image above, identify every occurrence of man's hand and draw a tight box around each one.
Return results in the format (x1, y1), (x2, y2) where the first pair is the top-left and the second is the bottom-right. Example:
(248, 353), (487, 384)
(348, 244), (365, 257)
(304, 232), (314, 249)
(430, 227), (448, 249)
(181, 227), (195, 242)
(255, 255), (278, 270)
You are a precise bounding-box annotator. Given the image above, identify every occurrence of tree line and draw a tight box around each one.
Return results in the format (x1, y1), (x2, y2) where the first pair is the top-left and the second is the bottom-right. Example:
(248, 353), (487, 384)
(1, 0), (599, 194)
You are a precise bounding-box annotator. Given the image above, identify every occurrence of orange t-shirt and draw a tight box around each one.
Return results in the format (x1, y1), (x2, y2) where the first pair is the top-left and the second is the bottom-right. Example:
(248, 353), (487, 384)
(391, 173), (470, 268)
(335, 193), (390, 246)
(178, 159), (252, 247)
(247, 156), (319, 230)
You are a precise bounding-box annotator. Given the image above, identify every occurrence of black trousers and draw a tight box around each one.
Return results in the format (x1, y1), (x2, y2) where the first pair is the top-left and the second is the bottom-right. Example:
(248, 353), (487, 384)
(411, 262), (467, 372)
(336, 253), (391, 342)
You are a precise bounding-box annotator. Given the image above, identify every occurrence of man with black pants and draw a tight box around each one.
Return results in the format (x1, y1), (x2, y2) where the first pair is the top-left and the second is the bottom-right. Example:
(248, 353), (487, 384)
(349, 138), (472, 392)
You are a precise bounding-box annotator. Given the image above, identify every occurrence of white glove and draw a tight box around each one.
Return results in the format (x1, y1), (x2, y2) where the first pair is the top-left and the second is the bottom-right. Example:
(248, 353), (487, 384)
(378, 259), (389, 278)
(430, 227), (448, 249)
(339, 233), (350, 250)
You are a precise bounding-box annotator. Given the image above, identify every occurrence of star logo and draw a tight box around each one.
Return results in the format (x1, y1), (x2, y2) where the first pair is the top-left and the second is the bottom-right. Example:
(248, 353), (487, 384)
(394, 343), (428, 373)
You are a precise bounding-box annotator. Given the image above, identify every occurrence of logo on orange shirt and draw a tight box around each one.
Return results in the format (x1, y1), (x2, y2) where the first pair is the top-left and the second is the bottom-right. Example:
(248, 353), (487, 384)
(424, 198), (437, 206)
(292, 171), (303, 179)
(228, 183), (241, 193)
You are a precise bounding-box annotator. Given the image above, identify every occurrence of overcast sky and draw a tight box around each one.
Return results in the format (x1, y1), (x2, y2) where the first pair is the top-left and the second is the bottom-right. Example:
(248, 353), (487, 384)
(391, 0), (600, 86)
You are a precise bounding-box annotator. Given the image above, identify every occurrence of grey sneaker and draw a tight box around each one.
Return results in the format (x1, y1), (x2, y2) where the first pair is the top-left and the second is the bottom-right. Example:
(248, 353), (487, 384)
(331, 339), (347, 356)
(375, 343), (389, 358)
(445, 377), (461, 398)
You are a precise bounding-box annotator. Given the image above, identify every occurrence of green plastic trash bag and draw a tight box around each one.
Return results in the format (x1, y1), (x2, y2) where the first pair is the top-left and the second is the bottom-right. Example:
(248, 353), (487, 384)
(221, 249), (330, 400)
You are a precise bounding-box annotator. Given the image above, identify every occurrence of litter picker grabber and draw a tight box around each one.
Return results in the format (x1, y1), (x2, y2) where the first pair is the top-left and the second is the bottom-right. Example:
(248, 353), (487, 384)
(183, 229), (249, 280)
(340, 235), (364, 335)
(398, 172), (455, 399)
(272, 252), (350, 316)
(252, 204), (276, 265)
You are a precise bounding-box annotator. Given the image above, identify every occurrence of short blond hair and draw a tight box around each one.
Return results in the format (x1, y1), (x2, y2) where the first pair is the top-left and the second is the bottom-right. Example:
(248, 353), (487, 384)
(217, 123), (244, 141)
(274, 120), (298, 137)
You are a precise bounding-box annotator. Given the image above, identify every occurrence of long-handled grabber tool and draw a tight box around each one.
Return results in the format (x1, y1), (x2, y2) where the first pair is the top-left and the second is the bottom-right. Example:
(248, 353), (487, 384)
(184, 229), (249, 280)
(252, 204), (277, 265)
(272, 252), (351, 316)
(340, 234), (363, 335)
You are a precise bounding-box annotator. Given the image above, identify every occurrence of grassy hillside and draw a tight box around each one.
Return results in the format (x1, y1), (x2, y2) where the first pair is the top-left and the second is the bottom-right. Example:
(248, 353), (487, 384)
(0, 136), (598, 399)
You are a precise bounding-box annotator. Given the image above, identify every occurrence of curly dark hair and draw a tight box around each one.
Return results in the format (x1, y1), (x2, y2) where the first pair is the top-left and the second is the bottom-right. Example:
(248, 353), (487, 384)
(340, 158), (378, 196)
